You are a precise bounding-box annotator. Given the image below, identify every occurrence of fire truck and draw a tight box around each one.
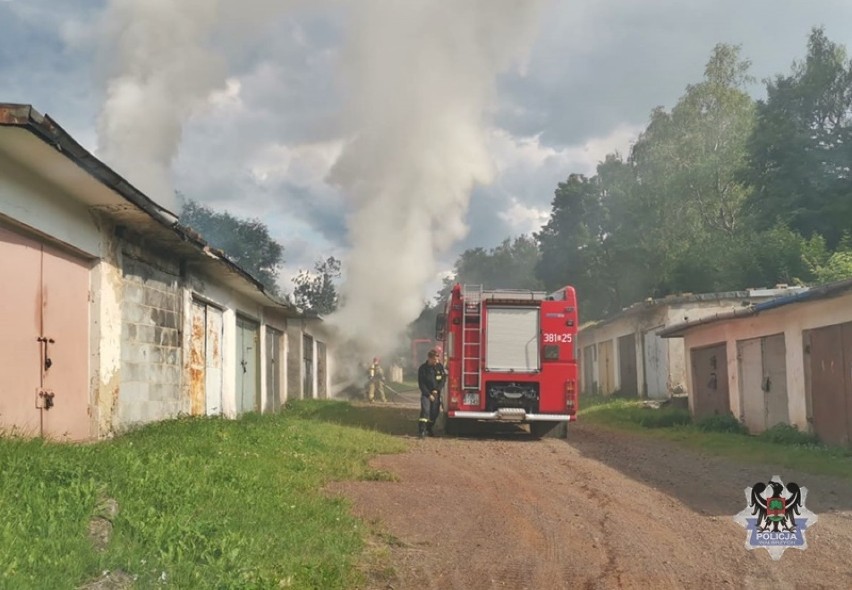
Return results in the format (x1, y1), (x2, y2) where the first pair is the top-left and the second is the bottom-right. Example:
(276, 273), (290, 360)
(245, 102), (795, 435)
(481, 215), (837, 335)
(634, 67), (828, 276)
(436, 284), (579, 437)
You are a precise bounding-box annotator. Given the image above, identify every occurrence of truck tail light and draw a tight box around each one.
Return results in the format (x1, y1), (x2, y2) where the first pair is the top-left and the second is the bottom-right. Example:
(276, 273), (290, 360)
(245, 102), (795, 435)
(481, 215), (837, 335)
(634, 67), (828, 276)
(565, 380), (577, 414)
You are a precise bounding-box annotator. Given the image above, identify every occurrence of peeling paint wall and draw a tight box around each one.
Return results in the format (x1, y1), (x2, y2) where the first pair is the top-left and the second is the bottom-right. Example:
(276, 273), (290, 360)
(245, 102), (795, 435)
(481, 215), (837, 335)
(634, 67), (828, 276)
(89, 217), (123, 437)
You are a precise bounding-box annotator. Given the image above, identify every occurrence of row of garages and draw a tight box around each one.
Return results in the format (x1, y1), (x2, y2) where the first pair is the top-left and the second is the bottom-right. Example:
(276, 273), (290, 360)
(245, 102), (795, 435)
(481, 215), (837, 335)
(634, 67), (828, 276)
(579, 282), (852, 447)
(0, 104), (332, 442)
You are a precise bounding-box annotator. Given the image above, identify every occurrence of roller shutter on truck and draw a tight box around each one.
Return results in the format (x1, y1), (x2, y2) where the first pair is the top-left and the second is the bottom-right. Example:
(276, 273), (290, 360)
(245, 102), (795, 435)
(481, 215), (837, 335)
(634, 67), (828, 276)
(485, 306), (540, 372)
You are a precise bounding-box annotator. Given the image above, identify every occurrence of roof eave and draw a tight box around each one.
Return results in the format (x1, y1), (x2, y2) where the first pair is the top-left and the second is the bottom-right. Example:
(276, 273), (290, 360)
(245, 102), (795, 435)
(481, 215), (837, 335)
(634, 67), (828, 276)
(0, 103), (304, 318)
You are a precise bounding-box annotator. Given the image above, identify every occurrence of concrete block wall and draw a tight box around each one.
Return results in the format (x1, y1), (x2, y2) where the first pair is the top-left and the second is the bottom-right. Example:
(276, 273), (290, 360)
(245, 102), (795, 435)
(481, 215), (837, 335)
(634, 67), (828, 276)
(118, 254), (185, 428)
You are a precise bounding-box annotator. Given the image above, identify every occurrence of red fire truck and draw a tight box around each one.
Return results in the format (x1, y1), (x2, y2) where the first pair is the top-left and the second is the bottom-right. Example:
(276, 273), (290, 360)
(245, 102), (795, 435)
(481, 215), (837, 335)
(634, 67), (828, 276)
(436, 284), (579, 437)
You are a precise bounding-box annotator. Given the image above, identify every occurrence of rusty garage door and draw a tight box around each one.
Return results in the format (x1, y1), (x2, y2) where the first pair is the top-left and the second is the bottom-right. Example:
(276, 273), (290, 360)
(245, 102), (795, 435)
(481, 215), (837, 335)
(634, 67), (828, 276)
(738, 334), (789, 434)
(0, 224), (91, 440)
(265, 326), (283, 412)
(690, 343), (730, 419)
(617, 333), (638, 396)
(806, 322), (852, 447)
(189, 300), (223, 416)
(236, 316), (260, 414)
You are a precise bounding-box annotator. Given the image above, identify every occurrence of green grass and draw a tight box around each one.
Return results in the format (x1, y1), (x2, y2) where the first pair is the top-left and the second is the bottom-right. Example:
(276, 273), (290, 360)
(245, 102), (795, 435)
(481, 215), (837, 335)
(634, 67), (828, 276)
(579, 395), (852, 479)
(0, 401), (406, 590)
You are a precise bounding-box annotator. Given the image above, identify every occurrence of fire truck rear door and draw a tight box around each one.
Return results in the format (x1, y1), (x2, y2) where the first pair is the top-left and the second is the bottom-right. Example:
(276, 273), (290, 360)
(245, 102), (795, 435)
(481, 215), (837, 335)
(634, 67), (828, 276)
(485, 306), (540, 372)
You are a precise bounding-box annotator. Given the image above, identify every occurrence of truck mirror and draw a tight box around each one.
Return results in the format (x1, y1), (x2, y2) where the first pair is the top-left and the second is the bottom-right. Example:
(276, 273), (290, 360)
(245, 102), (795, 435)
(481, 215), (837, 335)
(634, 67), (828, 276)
(435, 313), (446, 341)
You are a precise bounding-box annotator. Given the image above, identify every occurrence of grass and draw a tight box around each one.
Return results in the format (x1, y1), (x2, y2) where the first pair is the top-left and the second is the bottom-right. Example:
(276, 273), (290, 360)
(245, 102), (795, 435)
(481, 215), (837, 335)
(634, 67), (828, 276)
(0, 400), (406, 590)
(579, 394), (852, 479)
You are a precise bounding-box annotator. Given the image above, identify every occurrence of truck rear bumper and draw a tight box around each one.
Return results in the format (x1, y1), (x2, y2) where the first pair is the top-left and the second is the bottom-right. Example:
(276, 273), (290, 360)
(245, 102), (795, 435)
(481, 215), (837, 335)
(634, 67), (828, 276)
(448, 410), (575, 422)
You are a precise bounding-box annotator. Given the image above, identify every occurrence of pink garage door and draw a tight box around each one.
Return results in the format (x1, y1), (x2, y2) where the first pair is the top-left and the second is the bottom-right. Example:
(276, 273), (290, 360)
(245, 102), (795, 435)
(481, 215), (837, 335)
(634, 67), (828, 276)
(0, 224), (91, 441)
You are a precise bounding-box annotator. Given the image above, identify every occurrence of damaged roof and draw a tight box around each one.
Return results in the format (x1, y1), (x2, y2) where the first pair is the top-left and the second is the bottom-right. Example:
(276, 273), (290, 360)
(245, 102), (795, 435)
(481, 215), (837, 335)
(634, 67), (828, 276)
(0, 103), (306, 318)
(659, 278), (852, 338)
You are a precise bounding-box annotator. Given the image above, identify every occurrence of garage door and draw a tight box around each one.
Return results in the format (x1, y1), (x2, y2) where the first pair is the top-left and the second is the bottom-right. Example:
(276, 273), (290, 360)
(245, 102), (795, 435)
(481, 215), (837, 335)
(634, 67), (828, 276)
(189, 300), (224, 416)
(690, 343), (730, 419)
(807, 322), (852, 447)
(738, 334), (789, 434)
(0, 224), (91, 440)
(618, 333), (638, 397)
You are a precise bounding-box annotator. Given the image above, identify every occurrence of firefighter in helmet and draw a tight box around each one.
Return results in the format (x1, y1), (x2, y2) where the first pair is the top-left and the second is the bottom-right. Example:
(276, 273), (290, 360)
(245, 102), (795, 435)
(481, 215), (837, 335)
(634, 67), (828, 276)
(417, 349), (446, 437)
(366, 357), (387, 402)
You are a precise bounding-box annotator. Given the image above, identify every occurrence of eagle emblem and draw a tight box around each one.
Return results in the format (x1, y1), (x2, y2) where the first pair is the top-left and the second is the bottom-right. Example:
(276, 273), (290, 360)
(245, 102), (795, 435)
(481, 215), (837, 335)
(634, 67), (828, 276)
(733, 475), (818, 560)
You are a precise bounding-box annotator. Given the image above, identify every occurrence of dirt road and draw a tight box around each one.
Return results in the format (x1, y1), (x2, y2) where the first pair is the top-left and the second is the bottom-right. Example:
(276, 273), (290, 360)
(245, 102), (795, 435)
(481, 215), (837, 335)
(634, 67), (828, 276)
(329, 397), (852, 589)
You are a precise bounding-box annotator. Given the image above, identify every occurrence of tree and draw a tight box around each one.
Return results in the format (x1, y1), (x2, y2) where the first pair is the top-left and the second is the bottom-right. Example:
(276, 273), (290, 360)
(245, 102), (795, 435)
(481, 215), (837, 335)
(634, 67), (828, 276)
(292, 257), (341, 315)
(180, 198), (285, 294)
(437, 235), (543, 303)
(746, 27), (852, 248)
(616, 45), (760, 296)
(535, 173), (623, 319)
(532, 43), (831, 319)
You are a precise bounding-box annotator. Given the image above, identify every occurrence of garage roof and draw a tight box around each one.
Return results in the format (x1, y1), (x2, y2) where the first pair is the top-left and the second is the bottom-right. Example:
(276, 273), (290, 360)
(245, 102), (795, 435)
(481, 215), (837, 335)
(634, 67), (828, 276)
(0, 103), (307, 319)
(659, 278), (852, 338)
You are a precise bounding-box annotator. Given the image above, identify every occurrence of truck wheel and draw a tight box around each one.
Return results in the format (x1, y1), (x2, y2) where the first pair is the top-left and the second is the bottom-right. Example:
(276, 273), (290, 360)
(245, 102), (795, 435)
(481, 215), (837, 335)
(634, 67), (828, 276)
(530, 422), (558, 439)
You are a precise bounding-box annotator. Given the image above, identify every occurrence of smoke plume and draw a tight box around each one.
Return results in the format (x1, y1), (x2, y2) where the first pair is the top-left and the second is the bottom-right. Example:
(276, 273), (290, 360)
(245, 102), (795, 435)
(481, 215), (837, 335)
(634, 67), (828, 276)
(94, 0), (305, 211)
(93, 0), (545, 364)
(326, 0), (545, 357)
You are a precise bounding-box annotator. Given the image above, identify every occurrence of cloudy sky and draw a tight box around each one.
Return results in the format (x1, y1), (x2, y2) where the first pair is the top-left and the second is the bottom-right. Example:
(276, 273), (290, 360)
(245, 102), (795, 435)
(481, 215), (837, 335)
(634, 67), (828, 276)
(3, 0), (852, 342)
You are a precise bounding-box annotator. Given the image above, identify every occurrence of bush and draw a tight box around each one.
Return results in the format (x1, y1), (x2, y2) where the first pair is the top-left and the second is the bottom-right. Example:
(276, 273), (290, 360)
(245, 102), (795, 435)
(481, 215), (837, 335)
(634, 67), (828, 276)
(758, 423), (820, 446)
(695, 413), (748, 434)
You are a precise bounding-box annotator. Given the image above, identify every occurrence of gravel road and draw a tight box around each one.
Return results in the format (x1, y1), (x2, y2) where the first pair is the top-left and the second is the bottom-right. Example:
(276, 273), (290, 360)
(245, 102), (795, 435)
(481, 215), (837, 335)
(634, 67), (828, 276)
(329, 397), (852, 589)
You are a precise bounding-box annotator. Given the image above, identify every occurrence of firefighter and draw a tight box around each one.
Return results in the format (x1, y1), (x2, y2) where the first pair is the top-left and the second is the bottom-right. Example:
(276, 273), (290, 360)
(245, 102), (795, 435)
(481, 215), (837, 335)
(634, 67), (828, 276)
(417, 349), (446, 438)
(366, 357), (387, 402)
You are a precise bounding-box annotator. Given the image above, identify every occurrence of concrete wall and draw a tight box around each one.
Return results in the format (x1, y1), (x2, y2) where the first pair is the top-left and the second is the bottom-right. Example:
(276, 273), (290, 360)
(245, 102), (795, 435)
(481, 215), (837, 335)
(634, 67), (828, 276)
(118, 252), (184, 427)
(681, 292), (852, 432)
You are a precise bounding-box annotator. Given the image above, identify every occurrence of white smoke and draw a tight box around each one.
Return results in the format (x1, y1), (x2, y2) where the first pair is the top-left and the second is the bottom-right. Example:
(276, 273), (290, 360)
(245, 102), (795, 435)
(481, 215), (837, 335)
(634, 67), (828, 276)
(93, 0), (546, 363)
(326, 0), (545, 357)
(94, 0), (307, 211)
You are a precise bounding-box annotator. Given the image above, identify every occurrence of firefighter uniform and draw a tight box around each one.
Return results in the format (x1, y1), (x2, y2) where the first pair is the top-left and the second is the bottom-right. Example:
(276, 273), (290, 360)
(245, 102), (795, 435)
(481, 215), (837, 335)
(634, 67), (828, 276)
(367, 358), (386, 402)
(417, 351), (446, 437)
